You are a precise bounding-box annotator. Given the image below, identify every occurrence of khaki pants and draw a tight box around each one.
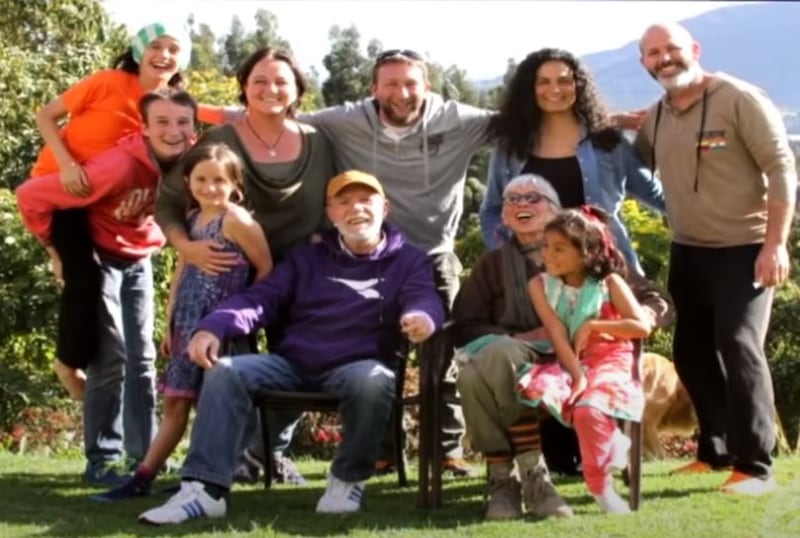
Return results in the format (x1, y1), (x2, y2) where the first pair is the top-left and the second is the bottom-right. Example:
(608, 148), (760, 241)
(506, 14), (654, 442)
(456, 336), (538, 454)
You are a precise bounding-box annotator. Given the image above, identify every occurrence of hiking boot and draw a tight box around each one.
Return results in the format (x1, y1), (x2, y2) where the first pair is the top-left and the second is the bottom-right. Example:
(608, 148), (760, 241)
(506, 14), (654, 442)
(485, 462), (522, 520)
(316, 475), (365, 514)
(720, 471), (777, 496)
(443, 457), (478, 478)
(138, 481), (226, 525)
(517, 451), (574, 519)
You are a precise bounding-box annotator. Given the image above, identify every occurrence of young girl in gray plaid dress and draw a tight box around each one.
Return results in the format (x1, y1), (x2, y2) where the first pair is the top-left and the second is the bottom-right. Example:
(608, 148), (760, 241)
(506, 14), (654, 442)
(96, 143), (273, 500)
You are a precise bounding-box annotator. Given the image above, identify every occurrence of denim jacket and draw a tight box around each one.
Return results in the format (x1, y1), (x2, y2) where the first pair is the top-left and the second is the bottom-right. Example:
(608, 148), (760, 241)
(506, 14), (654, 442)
(479, 135), (666, 276)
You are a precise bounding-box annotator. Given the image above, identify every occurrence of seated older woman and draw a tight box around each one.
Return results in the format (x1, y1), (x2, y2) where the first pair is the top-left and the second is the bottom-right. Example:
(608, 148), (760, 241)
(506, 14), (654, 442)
(452, 173), (671, 521)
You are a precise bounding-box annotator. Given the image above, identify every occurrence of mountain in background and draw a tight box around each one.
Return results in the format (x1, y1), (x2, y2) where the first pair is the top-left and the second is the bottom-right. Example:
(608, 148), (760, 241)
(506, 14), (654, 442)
(582, 1), (799, 113)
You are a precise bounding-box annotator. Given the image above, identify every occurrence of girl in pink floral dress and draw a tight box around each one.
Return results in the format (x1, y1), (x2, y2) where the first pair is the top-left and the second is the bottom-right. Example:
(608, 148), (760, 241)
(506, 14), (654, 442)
(516, 206), (653, 514)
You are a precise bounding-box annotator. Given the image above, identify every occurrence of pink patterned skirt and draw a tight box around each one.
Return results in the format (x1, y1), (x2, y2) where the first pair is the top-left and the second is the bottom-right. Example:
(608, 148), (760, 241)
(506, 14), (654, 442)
(516, 340), (644, 426)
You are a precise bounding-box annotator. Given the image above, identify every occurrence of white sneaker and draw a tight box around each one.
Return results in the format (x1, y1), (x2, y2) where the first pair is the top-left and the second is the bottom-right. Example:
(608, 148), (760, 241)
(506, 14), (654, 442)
(605, 428), (631, 474)
(316, 475), (365, 514)
(593, 488), (631, 514)
(138, 481), (226, 525)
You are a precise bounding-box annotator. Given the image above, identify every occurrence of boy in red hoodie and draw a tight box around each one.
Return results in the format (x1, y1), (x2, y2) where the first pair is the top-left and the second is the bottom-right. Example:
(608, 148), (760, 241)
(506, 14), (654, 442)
(16, 88), (197, 485)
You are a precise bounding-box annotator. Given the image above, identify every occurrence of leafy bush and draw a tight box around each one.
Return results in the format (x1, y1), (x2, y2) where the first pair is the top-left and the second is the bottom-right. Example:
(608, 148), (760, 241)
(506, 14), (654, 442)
(0, 189), (62, 433)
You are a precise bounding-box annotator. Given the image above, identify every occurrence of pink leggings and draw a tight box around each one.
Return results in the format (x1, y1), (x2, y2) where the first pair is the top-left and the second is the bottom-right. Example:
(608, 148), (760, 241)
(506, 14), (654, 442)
(572, 406), (616, 495)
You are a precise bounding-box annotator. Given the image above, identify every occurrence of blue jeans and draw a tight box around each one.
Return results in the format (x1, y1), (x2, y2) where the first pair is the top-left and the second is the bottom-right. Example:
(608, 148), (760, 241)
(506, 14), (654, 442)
(84, 256), (157, 474)
(181, 354), (395, 486)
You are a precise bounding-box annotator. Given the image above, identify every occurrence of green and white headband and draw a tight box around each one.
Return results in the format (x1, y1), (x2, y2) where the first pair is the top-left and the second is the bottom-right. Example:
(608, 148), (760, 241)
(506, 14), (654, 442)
(130, 22), (192, 70)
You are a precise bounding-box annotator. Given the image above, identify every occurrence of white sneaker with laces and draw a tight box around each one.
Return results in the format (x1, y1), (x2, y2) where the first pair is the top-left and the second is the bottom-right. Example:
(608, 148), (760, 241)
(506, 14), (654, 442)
(605, 428), (631, 474)
(316, 475), (365, 514)
(138, 481), (226, 525)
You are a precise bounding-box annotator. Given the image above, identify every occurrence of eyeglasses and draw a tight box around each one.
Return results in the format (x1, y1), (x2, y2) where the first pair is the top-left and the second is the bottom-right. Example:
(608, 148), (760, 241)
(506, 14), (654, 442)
(503, 192), (547, 205)
(375, 49), (425, 65)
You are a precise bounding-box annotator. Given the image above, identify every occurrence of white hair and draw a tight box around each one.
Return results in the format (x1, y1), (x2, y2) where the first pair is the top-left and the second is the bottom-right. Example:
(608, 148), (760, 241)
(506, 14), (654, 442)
(502, 174), (562, 208)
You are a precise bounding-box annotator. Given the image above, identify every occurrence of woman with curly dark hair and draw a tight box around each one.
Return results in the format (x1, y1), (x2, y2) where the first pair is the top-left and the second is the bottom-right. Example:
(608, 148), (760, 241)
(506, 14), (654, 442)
(480, 48), (665, 276)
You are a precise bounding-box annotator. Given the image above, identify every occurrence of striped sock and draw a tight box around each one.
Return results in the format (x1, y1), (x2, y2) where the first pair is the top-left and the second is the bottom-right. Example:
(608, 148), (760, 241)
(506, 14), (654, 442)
(508, 409), (541, 455)
(485, 451), (513, 465)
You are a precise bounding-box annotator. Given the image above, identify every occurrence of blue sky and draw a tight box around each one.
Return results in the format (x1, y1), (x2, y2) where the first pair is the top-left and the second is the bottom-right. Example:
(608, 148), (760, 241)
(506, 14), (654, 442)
(103, 0), (741, 80)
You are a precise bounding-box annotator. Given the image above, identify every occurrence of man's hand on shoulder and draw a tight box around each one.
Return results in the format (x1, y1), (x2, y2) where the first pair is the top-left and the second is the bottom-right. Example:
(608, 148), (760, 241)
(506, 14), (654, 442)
(400, 311), (435, 344)
(187, 330), (221, 369)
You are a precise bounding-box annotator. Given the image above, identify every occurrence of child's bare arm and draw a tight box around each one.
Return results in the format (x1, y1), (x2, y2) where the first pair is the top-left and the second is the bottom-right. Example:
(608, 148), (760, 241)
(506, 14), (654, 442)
(160, 255), (185, 356)
(166, 256), (184, 325)
(593, 273), (654, 339)
(35, 97), (90, 197)
(222, 206), (273, 280)
(528, 276), (583, 381)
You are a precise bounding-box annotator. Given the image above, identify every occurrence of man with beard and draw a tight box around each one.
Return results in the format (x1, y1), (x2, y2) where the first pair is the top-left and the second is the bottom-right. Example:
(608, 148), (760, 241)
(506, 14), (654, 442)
(633, 22), (796, 495)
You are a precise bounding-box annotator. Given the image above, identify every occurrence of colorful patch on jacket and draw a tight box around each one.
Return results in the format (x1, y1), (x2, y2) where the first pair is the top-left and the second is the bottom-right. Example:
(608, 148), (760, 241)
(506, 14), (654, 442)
(697, 129), (727, 152)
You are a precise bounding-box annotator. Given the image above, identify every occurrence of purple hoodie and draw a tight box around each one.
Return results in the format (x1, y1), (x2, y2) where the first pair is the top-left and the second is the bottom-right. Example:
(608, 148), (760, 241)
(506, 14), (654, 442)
(196, 224), (445, 373)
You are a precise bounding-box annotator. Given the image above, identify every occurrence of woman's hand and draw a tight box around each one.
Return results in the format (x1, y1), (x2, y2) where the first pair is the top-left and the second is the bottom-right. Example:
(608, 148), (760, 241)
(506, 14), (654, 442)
(60, 163), (91, 197)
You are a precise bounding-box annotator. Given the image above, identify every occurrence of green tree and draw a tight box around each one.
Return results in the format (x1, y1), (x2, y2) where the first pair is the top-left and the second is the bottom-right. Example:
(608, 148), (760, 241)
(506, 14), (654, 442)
(219, 16), (248, 75)
(487, 57), (518, 109)
(218, 11), (294, 76)
(187, 15), (219, 72)
(321, 25), (372, 106)
(302, 66), (326, 112)
(440, 65), (480, 106)
(252, 9), (292, 53)
(0, 0), (126, 190)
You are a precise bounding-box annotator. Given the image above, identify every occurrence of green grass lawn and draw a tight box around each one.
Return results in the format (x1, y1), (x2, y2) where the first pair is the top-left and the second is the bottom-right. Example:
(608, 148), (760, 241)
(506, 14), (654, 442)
(1, 453), (799, 537)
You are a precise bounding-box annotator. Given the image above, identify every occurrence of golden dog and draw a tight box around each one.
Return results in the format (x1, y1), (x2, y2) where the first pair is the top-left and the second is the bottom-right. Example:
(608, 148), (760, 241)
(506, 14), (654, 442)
(641, 352), (697, 459)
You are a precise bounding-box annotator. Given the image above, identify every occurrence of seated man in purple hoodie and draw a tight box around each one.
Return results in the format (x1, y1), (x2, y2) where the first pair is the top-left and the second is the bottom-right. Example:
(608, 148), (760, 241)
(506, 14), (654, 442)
(138, 170), (445, 524)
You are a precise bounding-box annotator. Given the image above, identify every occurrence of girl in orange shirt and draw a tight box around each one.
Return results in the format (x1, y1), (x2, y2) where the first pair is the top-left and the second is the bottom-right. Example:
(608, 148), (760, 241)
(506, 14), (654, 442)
(28, 21), (191, 402)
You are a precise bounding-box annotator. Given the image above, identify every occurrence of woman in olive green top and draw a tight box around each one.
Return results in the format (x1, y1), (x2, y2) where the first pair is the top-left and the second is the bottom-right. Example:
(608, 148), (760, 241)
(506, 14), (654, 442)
(155, 47), (335, 267)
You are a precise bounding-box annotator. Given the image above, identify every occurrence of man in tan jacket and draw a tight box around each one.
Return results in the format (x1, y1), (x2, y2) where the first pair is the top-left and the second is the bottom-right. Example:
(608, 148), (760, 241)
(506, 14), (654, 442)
(634, 22), (797, 496)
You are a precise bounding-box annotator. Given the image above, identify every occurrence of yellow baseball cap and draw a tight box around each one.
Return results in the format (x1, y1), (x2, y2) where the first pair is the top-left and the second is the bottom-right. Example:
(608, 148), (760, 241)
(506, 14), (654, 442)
(326, 170), (385, 198)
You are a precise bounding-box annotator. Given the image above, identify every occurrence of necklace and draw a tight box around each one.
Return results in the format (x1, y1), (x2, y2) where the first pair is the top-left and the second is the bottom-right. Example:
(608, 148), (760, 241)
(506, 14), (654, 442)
(245, 116), (287, 157)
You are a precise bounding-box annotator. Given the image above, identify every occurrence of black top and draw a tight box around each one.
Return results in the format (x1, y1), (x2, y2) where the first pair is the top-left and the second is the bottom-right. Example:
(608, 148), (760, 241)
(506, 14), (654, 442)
(522, 155), (585, 208)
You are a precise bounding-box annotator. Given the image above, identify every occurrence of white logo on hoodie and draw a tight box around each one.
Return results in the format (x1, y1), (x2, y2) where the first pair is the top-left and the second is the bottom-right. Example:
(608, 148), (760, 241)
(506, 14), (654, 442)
(328, 277), (382, 299)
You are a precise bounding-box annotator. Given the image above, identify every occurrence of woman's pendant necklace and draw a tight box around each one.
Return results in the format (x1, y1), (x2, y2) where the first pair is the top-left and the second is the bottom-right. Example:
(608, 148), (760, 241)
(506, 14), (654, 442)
(245, 116), (286, 157)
